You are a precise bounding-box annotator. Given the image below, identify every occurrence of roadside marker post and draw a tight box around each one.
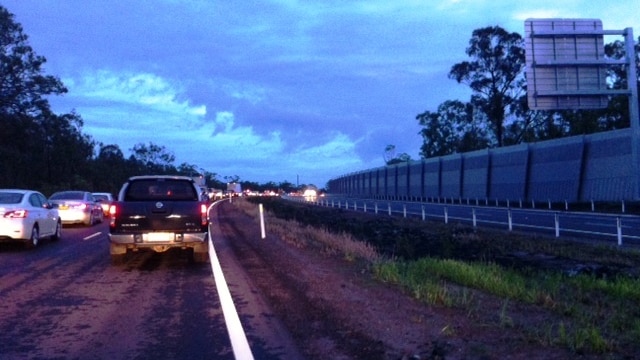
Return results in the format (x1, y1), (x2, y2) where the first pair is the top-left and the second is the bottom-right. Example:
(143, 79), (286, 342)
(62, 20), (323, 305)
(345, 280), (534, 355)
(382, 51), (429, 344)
(617, 217), (623, 246)
(259, 203), (266, 239)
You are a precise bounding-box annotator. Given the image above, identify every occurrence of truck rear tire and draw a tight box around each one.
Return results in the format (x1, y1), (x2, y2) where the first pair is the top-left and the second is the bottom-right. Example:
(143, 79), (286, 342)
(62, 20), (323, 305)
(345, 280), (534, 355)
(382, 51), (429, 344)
(192, 242), (209, 263)
(110, 243), (127, 265)
(192, 250), (209, 263)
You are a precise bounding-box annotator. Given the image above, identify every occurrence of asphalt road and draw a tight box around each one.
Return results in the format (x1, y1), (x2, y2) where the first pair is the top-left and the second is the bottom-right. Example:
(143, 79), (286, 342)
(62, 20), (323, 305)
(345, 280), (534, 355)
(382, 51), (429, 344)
(0, 205), (300, 360)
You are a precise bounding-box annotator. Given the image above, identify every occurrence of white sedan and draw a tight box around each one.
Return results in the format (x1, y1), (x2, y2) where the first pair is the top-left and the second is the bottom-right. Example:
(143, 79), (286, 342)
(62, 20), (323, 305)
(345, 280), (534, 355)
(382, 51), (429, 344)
(0, 189), (62, 248)
(49, 191), (103, 226)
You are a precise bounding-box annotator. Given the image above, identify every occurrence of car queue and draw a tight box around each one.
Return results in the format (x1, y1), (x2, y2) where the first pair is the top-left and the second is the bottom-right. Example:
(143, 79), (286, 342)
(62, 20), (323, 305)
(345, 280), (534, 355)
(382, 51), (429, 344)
(0, 188), (114, 249)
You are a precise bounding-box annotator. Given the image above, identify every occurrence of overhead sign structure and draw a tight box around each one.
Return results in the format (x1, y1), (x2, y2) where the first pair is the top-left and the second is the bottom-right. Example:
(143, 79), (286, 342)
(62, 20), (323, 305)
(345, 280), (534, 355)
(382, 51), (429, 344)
(525, 18), (610, 110)
(526, 18), (640, 199)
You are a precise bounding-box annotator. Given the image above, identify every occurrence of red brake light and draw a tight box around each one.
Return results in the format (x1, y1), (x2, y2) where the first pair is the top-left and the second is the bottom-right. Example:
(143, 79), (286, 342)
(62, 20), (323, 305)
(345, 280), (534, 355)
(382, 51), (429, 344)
(109, 204), (117, 228)
(5, 210), (27, 218)
(200, 204), (208, 226)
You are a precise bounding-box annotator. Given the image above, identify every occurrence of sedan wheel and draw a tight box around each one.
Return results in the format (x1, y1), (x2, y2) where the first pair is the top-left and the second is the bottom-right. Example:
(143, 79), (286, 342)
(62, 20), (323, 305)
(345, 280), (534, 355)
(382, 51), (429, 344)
(26, 226), (39, 248)
(51, 221), (61, 241)
(85, 213), (94, 226)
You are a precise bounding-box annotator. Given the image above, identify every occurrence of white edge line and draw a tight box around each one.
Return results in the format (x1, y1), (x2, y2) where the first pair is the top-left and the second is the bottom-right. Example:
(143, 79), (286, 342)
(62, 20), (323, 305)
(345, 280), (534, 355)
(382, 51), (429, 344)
(83, 232), (102, 241)
(207, 223), (255, 360)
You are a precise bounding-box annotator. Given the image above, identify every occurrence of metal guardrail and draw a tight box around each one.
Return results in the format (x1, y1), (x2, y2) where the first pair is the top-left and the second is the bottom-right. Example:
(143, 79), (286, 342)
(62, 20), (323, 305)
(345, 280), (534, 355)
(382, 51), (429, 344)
(284, 195), (640, 247)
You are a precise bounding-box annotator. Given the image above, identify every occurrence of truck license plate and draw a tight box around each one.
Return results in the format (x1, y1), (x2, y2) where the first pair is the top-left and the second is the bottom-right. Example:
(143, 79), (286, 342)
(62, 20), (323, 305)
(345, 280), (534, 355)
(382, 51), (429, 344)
(146, 232), (173, 242)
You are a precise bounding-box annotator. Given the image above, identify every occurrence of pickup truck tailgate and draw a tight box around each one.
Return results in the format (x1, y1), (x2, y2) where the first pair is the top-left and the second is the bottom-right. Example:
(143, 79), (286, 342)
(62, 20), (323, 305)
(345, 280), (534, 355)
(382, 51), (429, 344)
(113, 201), (205, 233)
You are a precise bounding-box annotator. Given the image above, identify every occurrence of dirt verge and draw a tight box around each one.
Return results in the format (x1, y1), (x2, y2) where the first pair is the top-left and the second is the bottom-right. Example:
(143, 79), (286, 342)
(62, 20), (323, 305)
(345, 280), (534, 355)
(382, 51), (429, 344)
(215, 200), (603, 359)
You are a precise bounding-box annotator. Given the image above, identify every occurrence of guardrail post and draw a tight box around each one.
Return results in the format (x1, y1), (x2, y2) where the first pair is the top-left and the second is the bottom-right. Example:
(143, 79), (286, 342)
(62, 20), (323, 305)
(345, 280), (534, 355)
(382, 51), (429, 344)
(472, 208), (476, 228)
(375, 202), (378, 214)
(617, 217), (623, 246)
(444, 207), (448, 224)
(554, 212), (559, 238)
(508, 209), (512, 231)
(388, 203), (391, 216)
(353, 201), (357, 211)
(403, 204), (406, 218)
(422, 205), (425, 221)
(364, 203), (367, 213)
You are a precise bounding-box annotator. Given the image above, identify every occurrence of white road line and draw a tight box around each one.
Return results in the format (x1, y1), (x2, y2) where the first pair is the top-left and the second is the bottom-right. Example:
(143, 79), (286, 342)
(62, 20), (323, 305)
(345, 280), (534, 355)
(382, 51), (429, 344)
(208, 231), (254, 360)
(83, 232), (102, 241)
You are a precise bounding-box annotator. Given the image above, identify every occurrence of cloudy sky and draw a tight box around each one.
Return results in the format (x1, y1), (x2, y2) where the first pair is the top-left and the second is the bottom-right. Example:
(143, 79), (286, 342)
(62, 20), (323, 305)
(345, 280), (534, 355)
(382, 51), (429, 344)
(3, 1), (639, 187)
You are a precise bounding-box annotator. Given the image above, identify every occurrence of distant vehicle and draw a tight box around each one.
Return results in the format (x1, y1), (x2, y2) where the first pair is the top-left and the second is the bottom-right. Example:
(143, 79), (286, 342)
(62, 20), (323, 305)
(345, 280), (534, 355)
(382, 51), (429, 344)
(226, 182), (242, 197)
(0, 189), (62, 248)
(108, 175), (209, 264)
(208, 188), (224, 200)
(49, 191), (103, 226)
(92, 192), (115, 217)
(303, 189), (318, 201)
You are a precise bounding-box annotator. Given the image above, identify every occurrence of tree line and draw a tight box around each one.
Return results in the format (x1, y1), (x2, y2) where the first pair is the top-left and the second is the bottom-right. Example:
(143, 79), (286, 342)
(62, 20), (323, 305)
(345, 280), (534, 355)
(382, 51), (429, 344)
(0, 6), (303, 196)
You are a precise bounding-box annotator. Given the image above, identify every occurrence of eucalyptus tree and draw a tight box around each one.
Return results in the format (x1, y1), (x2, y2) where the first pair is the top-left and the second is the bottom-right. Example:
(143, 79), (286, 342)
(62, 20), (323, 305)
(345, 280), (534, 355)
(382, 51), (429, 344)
(448, 26), (526, 147)
(130, 142), (177, 174)
(0, 6), (96, 190)
(0, 6), (66, 117)
(417, 100), (490, 158)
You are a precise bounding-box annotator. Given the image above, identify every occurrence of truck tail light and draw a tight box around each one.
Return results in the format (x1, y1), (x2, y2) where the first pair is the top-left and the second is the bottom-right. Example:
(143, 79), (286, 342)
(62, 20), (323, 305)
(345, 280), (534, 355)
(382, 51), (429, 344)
(200, 204), (208, 226)
(109, 204), (117, 228)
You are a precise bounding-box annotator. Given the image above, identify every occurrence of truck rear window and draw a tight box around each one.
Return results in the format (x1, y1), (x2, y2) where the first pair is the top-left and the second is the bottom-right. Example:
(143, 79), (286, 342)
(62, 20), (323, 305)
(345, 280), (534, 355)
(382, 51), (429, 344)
(124, 179), (198, 201)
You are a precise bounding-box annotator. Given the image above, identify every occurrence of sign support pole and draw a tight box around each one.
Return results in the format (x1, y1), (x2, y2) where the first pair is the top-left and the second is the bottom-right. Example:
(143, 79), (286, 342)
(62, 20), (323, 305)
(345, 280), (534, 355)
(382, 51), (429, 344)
(625, 27), (640, 200)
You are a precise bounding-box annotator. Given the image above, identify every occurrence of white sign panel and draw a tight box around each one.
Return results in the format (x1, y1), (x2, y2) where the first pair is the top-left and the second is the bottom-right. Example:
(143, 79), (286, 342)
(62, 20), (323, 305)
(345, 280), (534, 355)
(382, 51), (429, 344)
(525, 19), (608, 110)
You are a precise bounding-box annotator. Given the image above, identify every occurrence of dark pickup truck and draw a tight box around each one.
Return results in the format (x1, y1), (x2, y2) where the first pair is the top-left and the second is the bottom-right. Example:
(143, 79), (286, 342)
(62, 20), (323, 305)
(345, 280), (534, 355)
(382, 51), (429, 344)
(108, 175), (209, 264)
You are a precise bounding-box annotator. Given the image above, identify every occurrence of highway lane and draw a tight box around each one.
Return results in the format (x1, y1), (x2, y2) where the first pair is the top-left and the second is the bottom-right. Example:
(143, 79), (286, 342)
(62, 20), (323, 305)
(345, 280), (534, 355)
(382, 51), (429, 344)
(310, 196), (640, 246)
(0, 210), (300, 360)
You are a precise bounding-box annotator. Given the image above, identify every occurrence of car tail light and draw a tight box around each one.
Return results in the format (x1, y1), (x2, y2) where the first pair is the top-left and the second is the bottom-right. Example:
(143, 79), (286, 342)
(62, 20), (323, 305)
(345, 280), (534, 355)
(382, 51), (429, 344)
(200, 203), (208, 226)
(4, 210), (27, 218)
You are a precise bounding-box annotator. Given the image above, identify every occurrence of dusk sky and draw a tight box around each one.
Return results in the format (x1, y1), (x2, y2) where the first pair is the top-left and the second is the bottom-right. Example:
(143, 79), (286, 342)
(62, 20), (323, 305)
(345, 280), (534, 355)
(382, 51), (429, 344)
(4, 1), (639, 187)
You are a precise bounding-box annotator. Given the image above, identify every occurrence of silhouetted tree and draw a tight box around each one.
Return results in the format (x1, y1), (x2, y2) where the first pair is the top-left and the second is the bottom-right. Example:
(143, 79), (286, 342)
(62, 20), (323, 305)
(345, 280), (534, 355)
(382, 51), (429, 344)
(448, 26), (526, 147)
